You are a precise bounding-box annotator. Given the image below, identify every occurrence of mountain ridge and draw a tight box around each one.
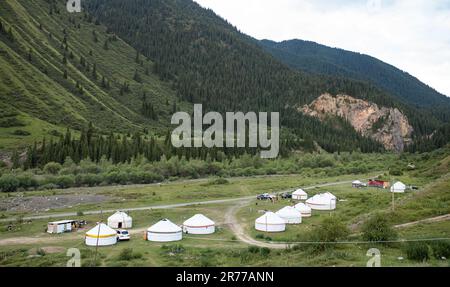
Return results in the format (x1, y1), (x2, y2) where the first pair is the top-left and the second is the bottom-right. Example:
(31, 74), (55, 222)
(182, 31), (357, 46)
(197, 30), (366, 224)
(259, 39), (450, 122)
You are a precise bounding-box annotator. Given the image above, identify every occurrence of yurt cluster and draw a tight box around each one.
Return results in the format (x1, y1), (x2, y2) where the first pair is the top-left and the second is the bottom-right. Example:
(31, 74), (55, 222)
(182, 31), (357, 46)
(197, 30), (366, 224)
(255, 189), (336, 233)
(84, 211), (216, 247)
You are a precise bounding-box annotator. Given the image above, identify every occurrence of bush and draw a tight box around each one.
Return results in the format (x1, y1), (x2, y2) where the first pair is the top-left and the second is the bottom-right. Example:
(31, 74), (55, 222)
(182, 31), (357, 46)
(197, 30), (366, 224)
(54, 175), (75, 189)
(118, 248), (142, 261)
(404, 242), (429, 262)
(389, 168), (403, 176)
(431, 241), (450, 259)
(12, 130), (31, 136)
(361, 214), (397, 243)
(44, 162), (62, 175)
(309, 216), (350, 252)
(0, 174), (20, 192)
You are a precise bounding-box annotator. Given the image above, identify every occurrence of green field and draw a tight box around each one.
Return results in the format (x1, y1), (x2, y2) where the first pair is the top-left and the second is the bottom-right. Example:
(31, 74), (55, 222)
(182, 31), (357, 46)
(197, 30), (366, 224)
(0, 149), (449, 267)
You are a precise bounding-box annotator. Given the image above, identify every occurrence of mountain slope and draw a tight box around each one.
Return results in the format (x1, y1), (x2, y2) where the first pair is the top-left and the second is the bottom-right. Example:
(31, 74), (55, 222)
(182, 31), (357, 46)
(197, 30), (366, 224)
(259, 39), (450, 122)
(0, 0), (183, 149)
(85, 0), (441, 152)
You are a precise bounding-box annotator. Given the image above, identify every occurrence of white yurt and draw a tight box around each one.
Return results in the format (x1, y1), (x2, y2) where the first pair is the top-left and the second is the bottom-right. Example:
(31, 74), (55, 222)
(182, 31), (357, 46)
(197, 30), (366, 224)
(306, 193), (336, 211)
(294, 202), (312, 217)
(147, 219), (182, 242)
(255, 212), (286, 232)
(324, 192), (337, 200)
(275, 206), (302, 224)
(107, 211), (133, 229)
(85, 223), (117, 246)
(183, 214), (215, 234)
(391, 181), (406, 193)
(292, 189), (308, 200)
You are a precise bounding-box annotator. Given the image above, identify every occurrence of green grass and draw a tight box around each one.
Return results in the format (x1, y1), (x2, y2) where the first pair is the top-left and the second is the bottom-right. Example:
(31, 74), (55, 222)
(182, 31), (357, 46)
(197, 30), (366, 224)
(0, 0), (189, 150)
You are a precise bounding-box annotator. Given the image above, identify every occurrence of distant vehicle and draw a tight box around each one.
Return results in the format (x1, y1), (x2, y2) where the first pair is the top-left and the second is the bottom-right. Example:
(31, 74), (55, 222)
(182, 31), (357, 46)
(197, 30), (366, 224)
(280, 192), (292, 199)
(116, 230), (130, 241)
(410, 186), (419, 190)
(257, 193), (271, 200)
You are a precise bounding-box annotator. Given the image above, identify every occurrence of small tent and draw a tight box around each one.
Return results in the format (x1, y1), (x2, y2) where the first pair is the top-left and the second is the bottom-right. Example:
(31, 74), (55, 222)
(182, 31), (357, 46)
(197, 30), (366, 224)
(276, 206), (302, 224)
(391, 181), (406, 193)
(183, 214), (215, 234)
(147, 219), (182, 242)
(107, 211), (133, 229)
(294, 202), (312, 217)
(255, 212), (286, 232)
(292, 189), (308, 200)
(306, 193), (336, 211)
(85, 223), (117, 246)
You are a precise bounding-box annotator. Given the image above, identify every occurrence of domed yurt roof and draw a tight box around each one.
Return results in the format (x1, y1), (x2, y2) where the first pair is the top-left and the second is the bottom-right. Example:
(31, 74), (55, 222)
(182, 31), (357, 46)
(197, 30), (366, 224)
(86, 223), (116, 238)
(255, 212), (285, 225)
(183, 214), (215, 227)
(108, 211), (132, 221)
(276, 206), (302, 218)
(293, 189), (307, 196)
(148, 219), (181, 233)
(294, 202), (312, 213)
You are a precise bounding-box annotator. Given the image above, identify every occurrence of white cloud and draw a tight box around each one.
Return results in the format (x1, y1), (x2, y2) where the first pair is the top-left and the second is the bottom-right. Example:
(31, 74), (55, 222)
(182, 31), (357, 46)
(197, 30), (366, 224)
(194, 0), (450, 97)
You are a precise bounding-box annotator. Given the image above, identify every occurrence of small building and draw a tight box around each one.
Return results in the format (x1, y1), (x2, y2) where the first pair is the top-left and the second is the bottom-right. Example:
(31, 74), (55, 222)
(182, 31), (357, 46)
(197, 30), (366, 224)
(47, 220), (76, 234)
(276, 206), (302, 224)
(107, 211), (133, 229)
(391, 181), (406, 193)
(306, 193), (336, 211)
(255, 212), (286, 232)
(147, 219), (182, 242)
(183, 214), (215, 235)
(292, 189), (308, 200)
(85, 223), (118, 247)
(294, 202), (312, 217)
(368, 180), (390, 189)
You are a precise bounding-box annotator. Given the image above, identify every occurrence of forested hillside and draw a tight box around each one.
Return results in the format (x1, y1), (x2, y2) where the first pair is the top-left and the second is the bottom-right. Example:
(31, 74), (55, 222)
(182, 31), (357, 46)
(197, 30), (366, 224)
(85, 0), (442, 141)
(260, 39), (450, 122)
(0, 0), (448, 164)
(0, 0), (184, 150)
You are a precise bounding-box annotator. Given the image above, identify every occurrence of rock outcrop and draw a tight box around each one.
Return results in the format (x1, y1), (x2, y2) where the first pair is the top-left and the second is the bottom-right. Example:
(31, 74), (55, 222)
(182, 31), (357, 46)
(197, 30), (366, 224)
(301, 94), (413, 152)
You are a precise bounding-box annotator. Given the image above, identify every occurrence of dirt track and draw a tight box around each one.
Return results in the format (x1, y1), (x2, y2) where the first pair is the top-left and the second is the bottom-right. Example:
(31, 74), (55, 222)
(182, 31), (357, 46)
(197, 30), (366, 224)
(224, 199), (290, 249)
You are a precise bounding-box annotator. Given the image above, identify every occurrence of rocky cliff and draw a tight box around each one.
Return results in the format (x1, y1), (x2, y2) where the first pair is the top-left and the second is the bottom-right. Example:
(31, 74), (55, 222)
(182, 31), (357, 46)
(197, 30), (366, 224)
(301, 94), (413, 152)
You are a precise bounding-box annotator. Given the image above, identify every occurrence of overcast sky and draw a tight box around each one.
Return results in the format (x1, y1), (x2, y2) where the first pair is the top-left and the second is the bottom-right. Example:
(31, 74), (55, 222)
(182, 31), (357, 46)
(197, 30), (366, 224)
(194, 0), (450, 97)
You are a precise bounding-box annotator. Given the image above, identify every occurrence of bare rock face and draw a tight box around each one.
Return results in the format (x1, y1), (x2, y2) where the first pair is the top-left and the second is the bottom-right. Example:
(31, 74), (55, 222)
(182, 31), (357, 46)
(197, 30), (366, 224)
(301, 93), (413, 152)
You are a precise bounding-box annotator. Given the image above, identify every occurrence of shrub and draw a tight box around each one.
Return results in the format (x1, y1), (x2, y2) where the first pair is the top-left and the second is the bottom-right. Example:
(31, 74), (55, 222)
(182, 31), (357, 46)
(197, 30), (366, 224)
(118, 248), (142, 261)
(404, 242), (429, 262)
(362, 214), (397, 243)
(248, 246), (260, 254)
(0, 174), (20, 192)
(12, 130), (31, 136)
(389, 168), (403, 176)
(43, 162), (62, 175)
(54, 175), (75, 189)
(309, 216), (350, 252)
(431, 241), (450, 259)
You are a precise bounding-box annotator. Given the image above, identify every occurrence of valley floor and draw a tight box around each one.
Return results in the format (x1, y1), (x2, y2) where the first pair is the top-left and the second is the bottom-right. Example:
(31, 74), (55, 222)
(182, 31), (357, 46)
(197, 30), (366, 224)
(0, 170), (449, 267)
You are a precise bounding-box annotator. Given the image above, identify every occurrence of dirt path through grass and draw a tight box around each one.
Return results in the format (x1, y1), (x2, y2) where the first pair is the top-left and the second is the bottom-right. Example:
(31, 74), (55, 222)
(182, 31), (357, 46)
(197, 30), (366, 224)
(394, 214), (450, 229)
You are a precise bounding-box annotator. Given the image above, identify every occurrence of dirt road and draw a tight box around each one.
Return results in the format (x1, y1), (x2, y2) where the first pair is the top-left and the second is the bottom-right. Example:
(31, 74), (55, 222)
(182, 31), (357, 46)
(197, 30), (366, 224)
(224, 199), (290, 249)
(394, 214), (450, 229)
(0, 179), (359, 223)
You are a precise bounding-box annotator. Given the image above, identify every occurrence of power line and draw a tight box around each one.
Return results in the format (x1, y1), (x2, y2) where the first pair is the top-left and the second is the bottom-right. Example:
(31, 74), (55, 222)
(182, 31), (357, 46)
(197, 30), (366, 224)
(184, 236), (450, 245)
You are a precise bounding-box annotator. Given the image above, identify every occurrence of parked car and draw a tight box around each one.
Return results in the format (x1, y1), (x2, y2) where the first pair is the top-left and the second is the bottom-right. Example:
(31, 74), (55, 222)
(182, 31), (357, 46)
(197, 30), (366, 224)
(257, 193), (270, 200)
(280, 192), (292, 199)
(116, 230), (130, 241)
